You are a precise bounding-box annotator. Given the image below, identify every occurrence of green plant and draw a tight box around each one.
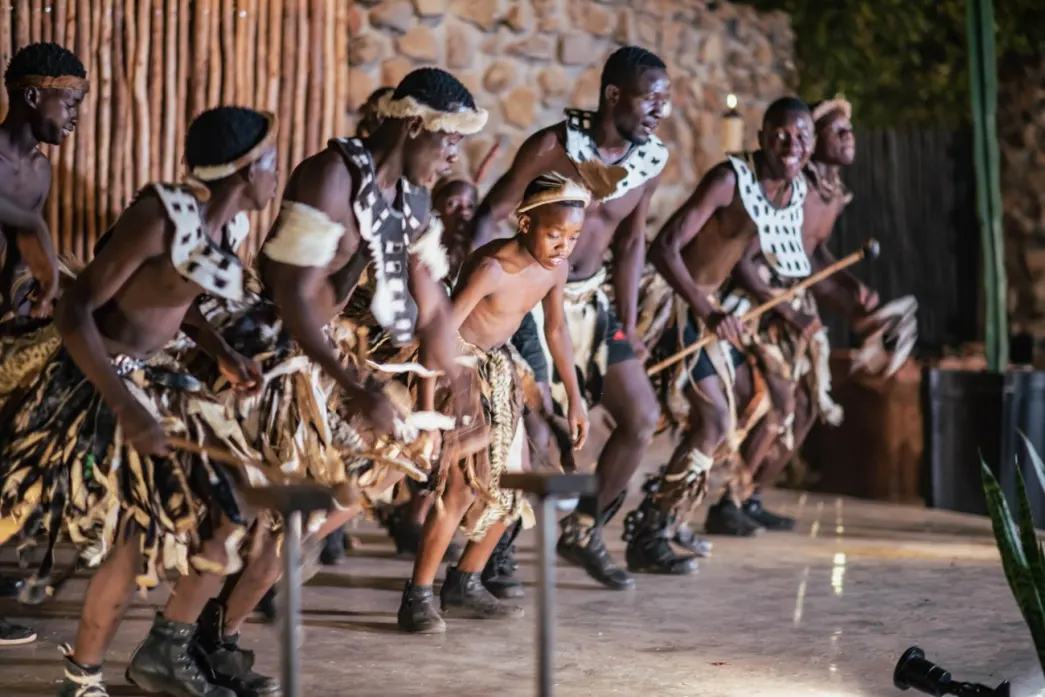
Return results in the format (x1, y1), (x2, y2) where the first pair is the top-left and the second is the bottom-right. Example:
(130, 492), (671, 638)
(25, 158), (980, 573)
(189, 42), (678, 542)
(981, 432), (1045, 673)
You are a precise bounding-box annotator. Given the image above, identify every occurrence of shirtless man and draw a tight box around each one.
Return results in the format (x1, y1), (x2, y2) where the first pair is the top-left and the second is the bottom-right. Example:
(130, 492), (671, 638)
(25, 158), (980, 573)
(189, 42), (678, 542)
(399, 171), (590, 633)
(201, 68), (489, 659)
(727, 97), (881, 530)
(0, 40), (86, 646)
(620, 97), (817, 568)
(471, 46), (676, 587)
(0, 105), (277, 697)
(0, 42), (83, 321)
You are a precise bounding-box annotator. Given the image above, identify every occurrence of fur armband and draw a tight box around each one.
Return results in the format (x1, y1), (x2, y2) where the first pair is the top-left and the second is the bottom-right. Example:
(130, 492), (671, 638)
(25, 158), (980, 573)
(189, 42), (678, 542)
(408, 218), (450, 282)
(262, 202), (345, 268)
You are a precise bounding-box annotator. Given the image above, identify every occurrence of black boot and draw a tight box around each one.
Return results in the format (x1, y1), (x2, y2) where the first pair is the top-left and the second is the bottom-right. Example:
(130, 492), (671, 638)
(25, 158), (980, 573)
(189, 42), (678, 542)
(704, 497), (765, 537)
(319, 528), (345, 566)
(481, 521), (524, 599)
(557, 504), (635, 590)
(126, 613), (236, 697)
(397, 582), (446, 634)
(194, 600), (281, 696)
(440, 566), (524, 620)
(0, 617), (36, 645)
(57, 649), (108, 697)
(672, 523), (714, 558)
(741, 494), (796, 531)
(622, 495), (697, 575)
(0, 575), (23, 598)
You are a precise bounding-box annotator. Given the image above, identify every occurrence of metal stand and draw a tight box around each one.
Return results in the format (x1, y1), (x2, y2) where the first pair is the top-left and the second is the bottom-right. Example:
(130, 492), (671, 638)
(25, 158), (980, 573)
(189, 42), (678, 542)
(243, 484), (337, 697)
(501, 472), (597, 697)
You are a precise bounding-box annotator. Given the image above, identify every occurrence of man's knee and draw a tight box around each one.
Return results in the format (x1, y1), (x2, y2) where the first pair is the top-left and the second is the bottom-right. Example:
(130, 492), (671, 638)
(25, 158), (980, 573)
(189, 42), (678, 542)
(692, 399), (731, 451)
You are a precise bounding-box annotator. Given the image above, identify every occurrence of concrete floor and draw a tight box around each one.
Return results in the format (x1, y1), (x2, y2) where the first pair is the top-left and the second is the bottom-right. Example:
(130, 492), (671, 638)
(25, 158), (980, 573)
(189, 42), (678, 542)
(0, 431), (1041, 697)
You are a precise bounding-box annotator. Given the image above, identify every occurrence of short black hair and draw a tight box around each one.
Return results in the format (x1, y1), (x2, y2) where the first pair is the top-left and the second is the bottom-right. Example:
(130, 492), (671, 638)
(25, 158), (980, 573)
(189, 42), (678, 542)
(4, 42), (86, 88)
(762, 97), (812, 129)
(366, 86), (394, 106)
(392, 67), (477, 113)
(600, 46), (666, 105)
(521, 173), (586, 211)
(185, 106), (269, 169)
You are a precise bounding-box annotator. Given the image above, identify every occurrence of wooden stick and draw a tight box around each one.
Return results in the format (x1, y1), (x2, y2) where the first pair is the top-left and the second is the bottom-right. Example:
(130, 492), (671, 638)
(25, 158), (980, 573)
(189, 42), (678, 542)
(321, 0), (335, 144)
(96, 3), (113, 237)
(291, 5), (307, 166)
(174, 0), (188, 180)
(334, 0), (348, 138)
(81, 0), (99, 259)
(275, 1), (294, 247)
(220, 0), (234, 105)
(166, 436), (303, 487)
(190, 0), (208, 119)
(646, 239), (881, 377)
(253, 0), (266, 109)
(148, 0), (163, 183)
(305, 0), (322, 155)
(207, 0), (220, 107)
(233, 0), (244, 104)
(58, 0), (76, 260)
(0, 0), (11, 119)
(15, 0), (29, 48)
(122, 0), (138, 212)
(132, 0), (149, 189)
(160, 0), (177, 182)
(30, 0), (41, 44)
(42, 0), (52, 43)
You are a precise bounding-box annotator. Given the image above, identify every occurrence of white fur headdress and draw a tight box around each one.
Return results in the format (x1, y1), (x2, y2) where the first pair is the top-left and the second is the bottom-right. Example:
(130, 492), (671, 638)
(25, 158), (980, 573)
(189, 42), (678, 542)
(374, 92), (488, 136)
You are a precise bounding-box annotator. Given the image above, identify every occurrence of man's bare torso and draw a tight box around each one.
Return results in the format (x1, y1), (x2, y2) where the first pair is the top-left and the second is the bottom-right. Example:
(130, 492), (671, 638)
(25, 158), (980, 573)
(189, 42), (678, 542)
(543, 124), (647, 281)
(0, 146), (49, 309)
(456, 238), (562, 350)
(94, 194), (222, 359)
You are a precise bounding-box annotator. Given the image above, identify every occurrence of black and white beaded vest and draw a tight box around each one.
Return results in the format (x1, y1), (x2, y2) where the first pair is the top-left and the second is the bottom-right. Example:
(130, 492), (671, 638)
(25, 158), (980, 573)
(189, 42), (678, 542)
(727, 152), (810, 278)
(562, 109), (668, 201)
(330, 137), (431, 346)
(152, 184), (247, 300)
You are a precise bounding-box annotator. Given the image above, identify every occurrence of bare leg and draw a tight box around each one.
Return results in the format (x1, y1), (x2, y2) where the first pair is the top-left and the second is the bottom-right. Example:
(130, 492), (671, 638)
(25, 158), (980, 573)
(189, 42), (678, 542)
(558, 358), (658, 588)
(163, 516), (246, 624)
(411, 464), (475, 588)
(221, 527), (282, 636)
(456, 520), (508, 573)
(70, 529), (143, 667)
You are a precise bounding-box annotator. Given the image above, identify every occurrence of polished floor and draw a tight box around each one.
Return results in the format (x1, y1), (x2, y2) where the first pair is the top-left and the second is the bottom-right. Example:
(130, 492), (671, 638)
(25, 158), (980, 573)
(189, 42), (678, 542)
(0, 431), (1040, 697)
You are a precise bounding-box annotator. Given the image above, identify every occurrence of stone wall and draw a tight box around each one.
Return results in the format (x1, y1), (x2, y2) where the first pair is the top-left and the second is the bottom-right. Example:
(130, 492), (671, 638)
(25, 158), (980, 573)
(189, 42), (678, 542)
(1001, 55), (1045, 340)
(348, 0), (796, 230)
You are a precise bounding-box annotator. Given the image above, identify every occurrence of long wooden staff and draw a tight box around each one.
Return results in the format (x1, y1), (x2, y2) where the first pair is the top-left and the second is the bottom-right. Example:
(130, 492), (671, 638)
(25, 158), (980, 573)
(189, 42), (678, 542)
(647, 238), (880, 377)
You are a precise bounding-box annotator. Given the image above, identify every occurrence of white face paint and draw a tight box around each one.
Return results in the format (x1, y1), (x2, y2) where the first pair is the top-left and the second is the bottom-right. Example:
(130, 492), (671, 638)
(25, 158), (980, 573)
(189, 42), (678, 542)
(255, 147), (278, 172)
(662, 100), (672, 118)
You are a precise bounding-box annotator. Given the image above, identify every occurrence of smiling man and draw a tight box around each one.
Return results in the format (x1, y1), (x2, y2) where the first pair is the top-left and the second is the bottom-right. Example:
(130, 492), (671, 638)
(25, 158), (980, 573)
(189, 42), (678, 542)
(470, 45), (674, 590)
(621, 97), (817, 568)
(0, 40), (87, 647)
(0, 42), (86, 321)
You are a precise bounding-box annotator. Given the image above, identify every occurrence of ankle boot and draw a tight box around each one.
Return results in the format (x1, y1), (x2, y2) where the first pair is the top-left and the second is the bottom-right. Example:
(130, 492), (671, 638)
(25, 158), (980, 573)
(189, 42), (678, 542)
(672, 523), (714, 558)
(741, 494), (796, 531)
(194, 600), (281, 696)
(622, 496), (697, 575)
(57, 648), (108, 697)
(126, 613), (236, 697)
(397, 582), (446, 634)
(254, 588), (276, 624)
(440, 566), (524, 620)
(319, 528), (345, 566)
(704, 497), (765, 537)
(557, 513), (635, 590)
(481, 521), (524, 599)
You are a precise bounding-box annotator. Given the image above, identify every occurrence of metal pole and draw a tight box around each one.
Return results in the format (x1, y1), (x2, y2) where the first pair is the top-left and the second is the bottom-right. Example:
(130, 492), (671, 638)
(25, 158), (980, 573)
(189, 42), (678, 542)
(535, 495), (556, 697)
(281, 510), (303, 697)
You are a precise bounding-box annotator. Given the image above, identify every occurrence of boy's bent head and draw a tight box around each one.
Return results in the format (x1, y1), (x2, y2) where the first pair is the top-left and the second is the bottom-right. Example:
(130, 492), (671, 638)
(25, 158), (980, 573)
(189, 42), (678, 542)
(516, 172), (589, 271)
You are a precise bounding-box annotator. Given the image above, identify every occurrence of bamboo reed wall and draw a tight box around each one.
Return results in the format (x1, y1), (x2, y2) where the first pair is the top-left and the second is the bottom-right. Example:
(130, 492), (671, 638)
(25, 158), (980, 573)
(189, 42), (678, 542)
(0, 0), (353, 261)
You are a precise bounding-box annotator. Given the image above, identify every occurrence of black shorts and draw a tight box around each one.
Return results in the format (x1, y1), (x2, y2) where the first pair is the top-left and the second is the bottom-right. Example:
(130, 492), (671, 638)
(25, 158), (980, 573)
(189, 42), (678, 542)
(509, 304), (636, 386)
(679, 312), (746, 383)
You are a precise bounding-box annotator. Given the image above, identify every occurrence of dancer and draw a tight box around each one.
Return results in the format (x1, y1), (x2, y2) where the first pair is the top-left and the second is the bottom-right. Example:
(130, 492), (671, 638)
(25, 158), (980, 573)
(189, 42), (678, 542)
(471, 46), (675, 587)
(399, 171), (591, 634)
(193, 67), (491, 666)
(725, 96), (888, 529)
(621, 97), (816, 568)
(0, 106), (277, 697)
(0, 40), (87, 645)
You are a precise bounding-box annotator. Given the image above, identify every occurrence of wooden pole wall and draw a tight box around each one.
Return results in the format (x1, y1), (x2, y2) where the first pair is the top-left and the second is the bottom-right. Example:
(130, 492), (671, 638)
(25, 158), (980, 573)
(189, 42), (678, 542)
(0, 0), (353, 261)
